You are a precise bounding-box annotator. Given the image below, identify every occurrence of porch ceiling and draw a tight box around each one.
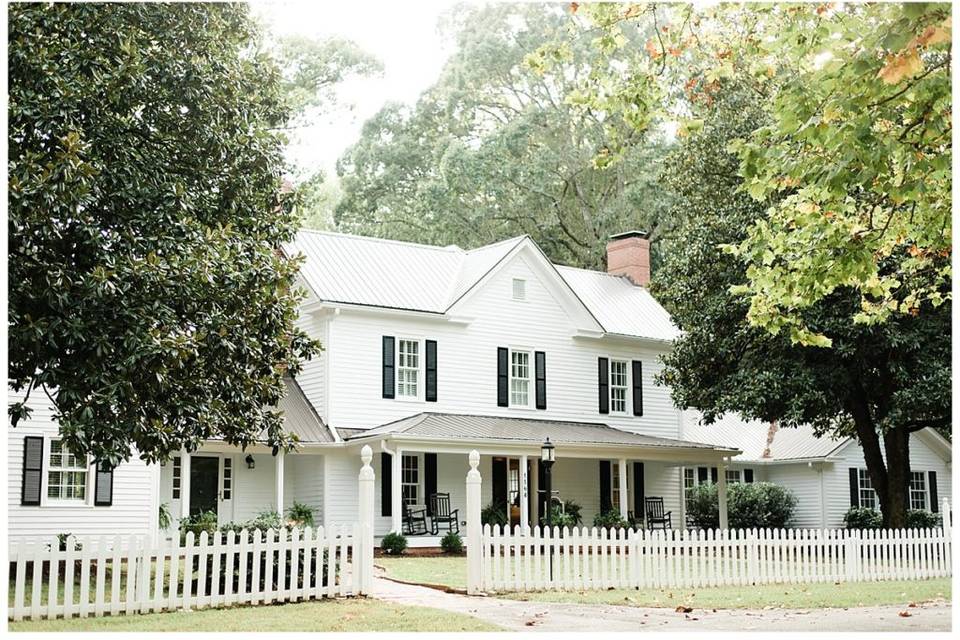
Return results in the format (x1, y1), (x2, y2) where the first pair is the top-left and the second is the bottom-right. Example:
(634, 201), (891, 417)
(345, 412), (740, 457)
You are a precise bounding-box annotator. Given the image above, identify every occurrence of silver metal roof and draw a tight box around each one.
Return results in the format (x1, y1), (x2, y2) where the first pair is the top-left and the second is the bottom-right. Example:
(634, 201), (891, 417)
(285, 230), (678, 341)
(278, 378), (335, 443)
(682, 411), (846, 462)
(347, 412), (736, 451)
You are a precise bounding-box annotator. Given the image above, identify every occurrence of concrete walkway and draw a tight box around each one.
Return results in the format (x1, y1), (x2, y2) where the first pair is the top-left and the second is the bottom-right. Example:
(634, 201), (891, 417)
(371, 576), (951, 632)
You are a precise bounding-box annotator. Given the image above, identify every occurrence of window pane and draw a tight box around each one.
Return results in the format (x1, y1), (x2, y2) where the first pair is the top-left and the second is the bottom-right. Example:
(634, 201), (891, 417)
(510, 351), (530, 406)
(397, 340), (420, 397)
(609, 360), (629, 413)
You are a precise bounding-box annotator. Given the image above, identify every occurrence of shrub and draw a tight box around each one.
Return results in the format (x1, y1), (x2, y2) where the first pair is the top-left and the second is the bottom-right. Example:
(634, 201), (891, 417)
(286, 502), (315, 528)
(687, 482), (797, 530)
(686, 484), (720, 529)
(440, 532), (464, 554)
(593, 509), (629, 530)
(51, 533), (82, 552)
(907, 509), (942, 529)
(481, 502), (508, 528)
(381, 532), (407, 555)
(843, 506), (882, 530)
(542, 504), (576, 529)
(728, 482), (797, 529)
(158, 502), (172, 531)
(562, 500), (583, 526)
(180, 510), (219, 541)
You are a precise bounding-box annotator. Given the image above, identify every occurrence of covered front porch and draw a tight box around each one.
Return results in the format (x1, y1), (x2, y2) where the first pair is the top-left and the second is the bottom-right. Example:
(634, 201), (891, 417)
(348, 413), (741, 540)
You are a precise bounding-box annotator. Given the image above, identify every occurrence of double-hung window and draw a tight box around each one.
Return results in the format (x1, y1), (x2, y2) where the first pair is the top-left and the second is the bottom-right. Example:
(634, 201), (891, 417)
(683, 467), (696, 512)
(858, 468), (878, 510)
(397, 339), (420, 398)
(401, 455), (419, 506)
(609, 360), (629, 414)
(47, 439), (88, 502)
(725, 469), (742, 484)
(909, 471), (927, 510)
(510, 350), (531, 407)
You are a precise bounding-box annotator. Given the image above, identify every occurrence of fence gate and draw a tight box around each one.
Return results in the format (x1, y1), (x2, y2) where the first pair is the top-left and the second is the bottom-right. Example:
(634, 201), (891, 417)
(9, 445), (376, 622)
(464, 448), (952, 594)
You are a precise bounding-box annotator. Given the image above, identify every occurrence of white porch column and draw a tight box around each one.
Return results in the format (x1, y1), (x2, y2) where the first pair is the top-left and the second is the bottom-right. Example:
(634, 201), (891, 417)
(180, 450), (191, 520)
(275, 450), (285, 515)
(717, 460), (729, 530)
(391, 447), (403, 533)
(520, 454), (529, 531)
(618, 458), (629, 519)
(530, 458), (539, 527)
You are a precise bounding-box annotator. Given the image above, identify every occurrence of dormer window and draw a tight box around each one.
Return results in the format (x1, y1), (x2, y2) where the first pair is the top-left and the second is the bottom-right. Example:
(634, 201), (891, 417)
(512, 278), (526, 300)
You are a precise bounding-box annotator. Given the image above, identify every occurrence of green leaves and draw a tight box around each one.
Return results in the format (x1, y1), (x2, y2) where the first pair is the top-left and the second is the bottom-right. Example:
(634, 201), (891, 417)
(8, 3), (320, 464)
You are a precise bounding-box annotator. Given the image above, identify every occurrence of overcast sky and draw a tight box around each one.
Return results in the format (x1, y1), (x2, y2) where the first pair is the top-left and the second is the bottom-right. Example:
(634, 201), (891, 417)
(251, 0), (460, 177)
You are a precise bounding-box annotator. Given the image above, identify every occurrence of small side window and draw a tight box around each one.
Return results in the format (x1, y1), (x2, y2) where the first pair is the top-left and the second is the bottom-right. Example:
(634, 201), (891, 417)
(512, 278), (526, 300)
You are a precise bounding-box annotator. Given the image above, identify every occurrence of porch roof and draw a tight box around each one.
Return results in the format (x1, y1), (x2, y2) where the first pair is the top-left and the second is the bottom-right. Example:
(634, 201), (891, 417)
(345, 412), (739, 454)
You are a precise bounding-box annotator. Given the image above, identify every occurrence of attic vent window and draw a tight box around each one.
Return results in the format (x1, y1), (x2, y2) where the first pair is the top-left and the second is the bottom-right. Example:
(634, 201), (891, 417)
(512, 278), (526, 300)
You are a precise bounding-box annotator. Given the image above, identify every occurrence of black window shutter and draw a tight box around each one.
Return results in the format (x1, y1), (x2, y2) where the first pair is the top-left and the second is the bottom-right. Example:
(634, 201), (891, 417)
(597, 357), (609, 414)
(711, 467), (718, 484)
(424, 453), (438, 515)
(381, 453), (392, 516)
(94, 462), (114, 506)
(382, 336), (395, 399)
(744, 468), (754, 484)
(599, 460), (612, 513)
(697, 466), (708, 483)
(633, 462), (645, 518)
(928, 471), (938, 512)
(848, 468), (859, 507)
(492, 457), (507, 509)
(425, 340), (438, 402)
(21, 436), (43, 506)
(534, 351), (547, 410)
(497, 347), (509, 407)
(631, 360), (643, 416)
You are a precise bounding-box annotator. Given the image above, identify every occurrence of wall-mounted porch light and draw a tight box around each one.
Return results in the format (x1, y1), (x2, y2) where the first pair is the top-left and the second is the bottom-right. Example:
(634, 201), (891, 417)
(245, 454), (256, 470)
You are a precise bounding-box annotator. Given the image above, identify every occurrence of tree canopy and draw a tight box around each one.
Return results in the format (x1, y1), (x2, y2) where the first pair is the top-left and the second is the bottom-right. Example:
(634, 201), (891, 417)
(8, 3), (319, 464)
(551, 2), (952, 343)
(334, 3), (675, 270)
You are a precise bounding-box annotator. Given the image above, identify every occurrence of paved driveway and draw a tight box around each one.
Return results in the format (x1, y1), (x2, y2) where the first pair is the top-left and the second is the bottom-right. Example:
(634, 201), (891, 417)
(371, 575), (951, 632)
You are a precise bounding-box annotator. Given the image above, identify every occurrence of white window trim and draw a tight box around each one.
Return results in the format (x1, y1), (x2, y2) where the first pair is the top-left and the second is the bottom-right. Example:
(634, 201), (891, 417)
(221, 455), (233, 502)
(608, 358), (630, 415)
(41, 435), (95, 508)
(508, 347), (534, 409)
(857, 468), (878, 510)
(611, 463), (630, 508)
(725, 469), (742, 484)
(401, 453), (422, 507)
(394, 336), (424, 402)
(909, 470), (928, 511)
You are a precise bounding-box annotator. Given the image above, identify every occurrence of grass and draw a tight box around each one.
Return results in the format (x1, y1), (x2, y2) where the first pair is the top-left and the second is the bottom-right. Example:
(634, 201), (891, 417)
(8, 597), (501, 632)
(504, 578), (952, 610)
(378, 556), (951, 610)
(377, 555), (467, 590)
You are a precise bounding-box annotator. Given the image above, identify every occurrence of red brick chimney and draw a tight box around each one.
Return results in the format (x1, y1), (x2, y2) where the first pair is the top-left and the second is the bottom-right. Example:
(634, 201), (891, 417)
(606, 230), (651, 286)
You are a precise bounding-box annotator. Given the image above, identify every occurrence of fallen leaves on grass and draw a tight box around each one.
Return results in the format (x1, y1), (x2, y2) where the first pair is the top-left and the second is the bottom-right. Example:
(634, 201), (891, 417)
(675, 605), (693, 613)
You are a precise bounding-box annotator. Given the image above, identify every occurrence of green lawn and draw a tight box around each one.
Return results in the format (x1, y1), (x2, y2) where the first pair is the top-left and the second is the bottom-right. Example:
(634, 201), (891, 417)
(378, 556), (951, 610)
(377, 556), (467, 590)
(8, 597), (501, 632)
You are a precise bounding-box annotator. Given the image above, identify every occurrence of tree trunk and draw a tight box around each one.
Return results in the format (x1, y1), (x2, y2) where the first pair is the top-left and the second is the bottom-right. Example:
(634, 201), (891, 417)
(881, 427), (911, 528)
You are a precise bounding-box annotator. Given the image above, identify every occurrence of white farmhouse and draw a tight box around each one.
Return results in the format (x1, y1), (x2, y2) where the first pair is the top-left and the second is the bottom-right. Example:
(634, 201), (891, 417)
(8, 231), (952, 543)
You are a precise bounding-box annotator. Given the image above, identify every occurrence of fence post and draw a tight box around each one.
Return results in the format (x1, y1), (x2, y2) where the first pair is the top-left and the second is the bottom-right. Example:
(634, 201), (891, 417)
(943, 498), (951, 539)
(466, 449), (482, 595)
(358, 445), (375, 595)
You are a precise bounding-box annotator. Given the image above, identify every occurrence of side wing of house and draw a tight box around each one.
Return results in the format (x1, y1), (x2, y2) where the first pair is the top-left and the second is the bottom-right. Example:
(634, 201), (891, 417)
(7, 386), (158, 544)
(821, 429), (952, 528)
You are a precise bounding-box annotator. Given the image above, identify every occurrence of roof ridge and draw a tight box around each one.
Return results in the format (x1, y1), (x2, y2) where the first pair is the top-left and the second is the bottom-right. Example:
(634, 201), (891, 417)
(555, 263), (631, 281)
(463, 235), (528, 253)
(296, 229), (464, 254)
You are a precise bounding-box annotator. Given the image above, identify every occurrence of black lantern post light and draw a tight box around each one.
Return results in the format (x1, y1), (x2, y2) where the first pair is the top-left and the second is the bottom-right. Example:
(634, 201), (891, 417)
(541, 437), (556, 580)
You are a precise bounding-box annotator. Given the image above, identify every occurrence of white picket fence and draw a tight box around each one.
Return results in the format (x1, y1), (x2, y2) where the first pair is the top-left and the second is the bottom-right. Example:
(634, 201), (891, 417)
(9, 524), (370, 622)
(476, 521), (951, 593)
(463, 451), (952, 594)
(9, 445), (379, 623)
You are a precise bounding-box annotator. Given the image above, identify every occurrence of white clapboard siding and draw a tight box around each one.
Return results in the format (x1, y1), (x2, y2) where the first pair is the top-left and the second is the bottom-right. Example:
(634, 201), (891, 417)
(475, 499), (952, 594)
(8, 524), (368, 622)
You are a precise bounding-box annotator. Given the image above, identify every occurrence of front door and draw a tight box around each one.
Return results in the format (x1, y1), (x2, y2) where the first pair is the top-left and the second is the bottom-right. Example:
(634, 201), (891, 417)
(190, 456), (220, 518)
